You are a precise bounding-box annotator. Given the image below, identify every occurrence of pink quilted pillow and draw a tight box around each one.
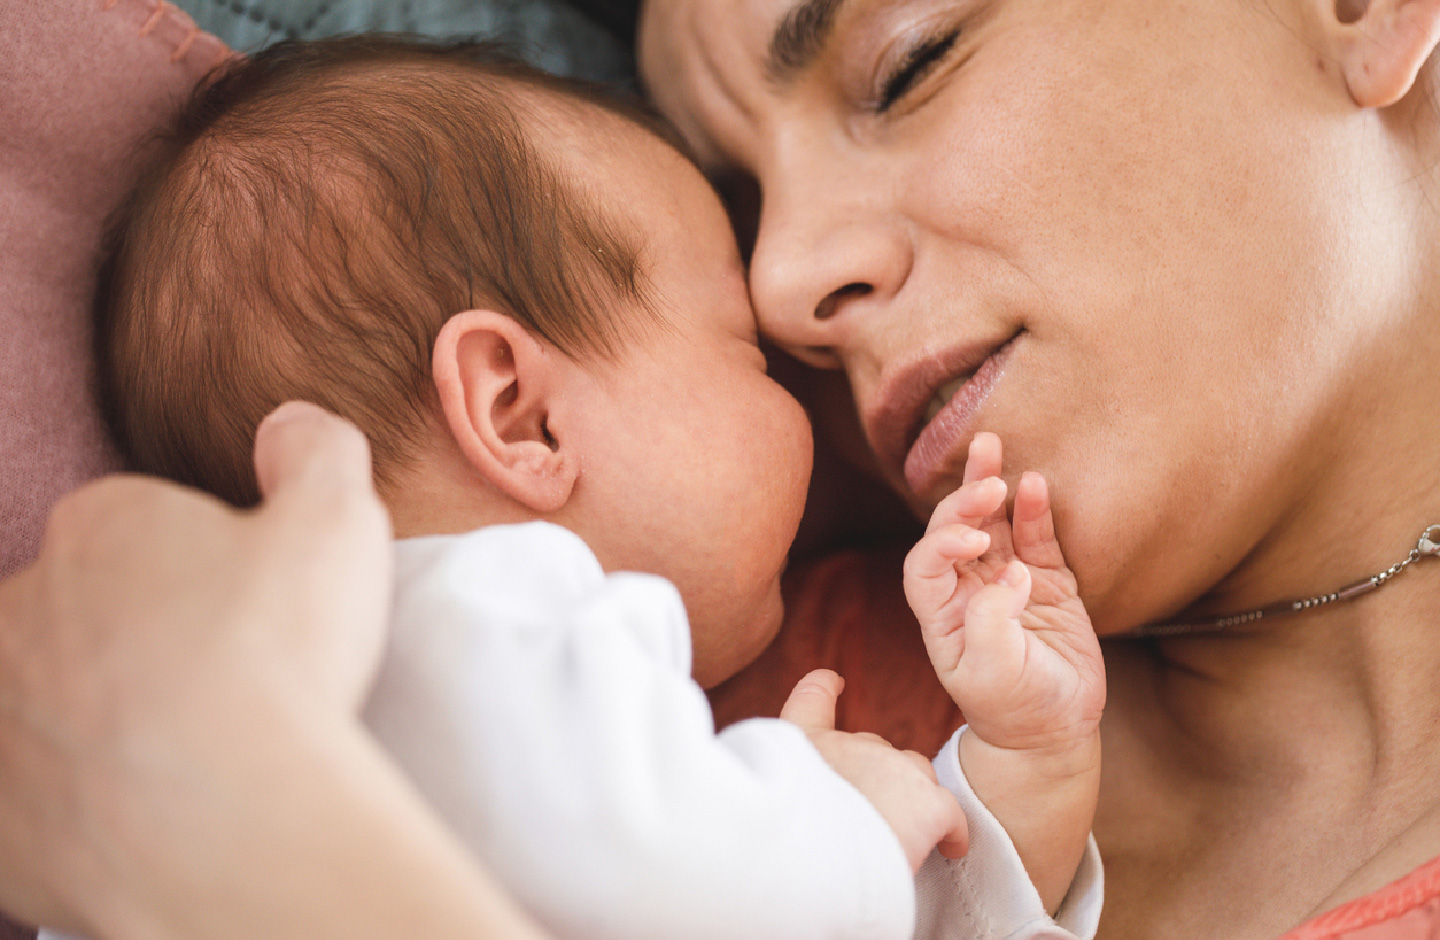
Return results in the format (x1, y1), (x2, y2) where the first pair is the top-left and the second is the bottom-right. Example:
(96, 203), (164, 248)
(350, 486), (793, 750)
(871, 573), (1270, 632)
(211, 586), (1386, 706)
(0, 1), (230, 579)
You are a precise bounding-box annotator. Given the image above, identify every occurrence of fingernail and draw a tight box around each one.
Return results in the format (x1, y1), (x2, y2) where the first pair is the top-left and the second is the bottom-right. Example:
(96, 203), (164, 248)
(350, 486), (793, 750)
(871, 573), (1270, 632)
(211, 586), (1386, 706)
(962, 529), (988, 547)
(260, 401), (316, 429)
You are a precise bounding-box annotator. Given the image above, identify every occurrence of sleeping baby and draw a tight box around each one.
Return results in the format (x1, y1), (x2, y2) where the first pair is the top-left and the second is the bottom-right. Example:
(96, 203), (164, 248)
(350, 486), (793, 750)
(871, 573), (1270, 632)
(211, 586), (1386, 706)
(88, 35), (1104, 940)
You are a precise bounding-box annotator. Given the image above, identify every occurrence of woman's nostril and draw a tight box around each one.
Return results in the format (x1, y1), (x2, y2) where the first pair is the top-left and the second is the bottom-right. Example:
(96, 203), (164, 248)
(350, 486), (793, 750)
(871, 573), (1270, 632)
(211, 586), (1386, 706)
(814, 283), (872, 320)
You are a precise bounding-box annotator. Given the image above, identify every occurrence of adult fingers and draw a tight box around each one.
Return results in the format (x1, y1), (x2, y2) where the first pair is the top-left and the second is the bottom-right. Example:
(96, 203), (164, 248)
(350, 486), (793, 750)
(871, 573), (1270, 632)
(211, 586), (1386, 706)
(254, 402), (384, 526)
(251, 402), (393, 712)
(779, 669), (844, 732)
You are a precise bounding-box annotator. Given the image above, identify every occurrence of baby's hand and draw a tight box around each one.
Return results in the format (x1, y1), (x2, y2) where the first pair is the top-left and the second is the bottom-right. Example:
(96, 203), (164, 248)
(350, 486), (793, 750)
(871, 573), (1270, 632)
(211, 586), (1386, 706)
(904, 433), (1104, 754)
(904, 432), (1104, 912)
(780, 669), (968, 872)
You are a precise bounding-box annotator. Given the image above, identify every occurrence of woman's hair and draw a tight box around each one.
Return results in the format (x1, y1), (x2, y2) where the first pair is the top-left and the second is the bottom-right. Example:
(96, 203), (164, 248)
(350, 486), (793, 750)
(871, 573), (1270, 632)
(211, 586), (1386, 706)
(96, 35), (661, 505)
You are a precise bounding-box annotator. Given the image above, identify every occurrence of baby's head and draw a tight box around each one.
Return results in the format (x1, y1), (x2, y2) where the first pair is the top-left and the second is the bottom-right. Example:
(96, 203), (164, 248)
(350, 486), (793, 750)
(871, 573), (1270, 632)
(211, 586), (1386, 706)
(97, 36), (811, 687)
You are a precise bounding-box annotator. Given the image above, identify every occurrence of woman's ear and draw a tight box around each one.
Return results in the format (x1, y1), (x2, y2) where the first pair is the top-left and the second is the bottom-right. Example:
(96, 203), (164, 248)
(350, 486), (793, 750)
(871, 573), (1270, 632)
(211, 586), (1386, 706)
(1329, 0), (1440, 107)
(432, 310), (579, 514)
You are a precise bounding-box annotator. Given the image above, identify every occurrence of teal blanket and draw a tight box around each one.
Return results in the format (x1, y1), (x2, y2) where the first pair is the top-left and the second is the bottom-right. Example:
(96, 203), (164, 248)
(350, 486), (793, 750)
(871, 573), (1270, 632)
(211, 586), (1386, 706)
(170, 0), (631, 83)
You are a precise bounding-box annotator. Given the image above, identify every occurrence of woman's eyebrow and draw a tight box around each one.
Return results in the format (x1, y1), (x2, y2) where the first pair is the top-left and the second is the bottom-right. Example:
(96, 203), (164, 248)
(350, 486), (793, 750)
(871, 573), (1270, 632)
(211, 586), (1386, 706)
(767, 0), (849, 83)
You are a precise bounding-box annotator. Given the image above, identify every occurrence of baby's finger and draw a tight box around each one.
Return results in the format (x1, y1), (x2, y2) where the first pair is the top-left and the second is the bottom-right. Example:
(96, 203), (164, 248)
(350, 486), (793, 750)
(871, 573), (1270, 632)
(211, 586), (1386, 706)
(928, 787), (970, 862)
(960, 433), (1015, 557)
(904, 749), (941, 781)
(938, 836), (969, 859)
(961, 432), (1003, 485)
(1011, 472), (1068, 570)
(937, 808), (970, 860)
(779, 669), (844, 732)
(996, 560), (1033, 616)
(907, 526), (990, 580)
(925, 477), (1007, 535)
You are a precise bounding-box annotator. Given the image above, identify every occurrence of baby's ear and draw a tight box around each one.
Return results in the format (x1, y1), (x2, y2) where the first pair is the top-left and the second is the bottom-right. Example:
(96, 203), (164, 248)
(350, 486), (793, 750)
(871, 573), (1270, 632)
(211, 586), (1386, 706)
(1328, 0), (1440, 107)
(432, 310), (578, 513)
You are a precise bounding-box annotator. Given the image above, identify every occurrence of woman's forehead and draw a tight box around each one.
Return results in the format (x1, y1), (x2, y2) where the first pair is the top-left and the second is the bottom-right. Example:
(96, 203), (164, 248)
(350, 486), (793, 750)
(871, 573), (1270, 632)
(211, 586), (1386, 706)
(640, 0), (1306, 146)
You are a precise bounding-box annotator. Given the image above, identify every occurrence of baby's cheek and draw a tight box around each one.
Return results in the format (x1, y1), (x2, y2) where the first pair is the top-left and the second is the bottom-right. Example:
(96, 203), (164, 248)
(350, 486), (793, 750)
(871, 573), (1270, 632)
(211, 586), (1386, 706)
(688, 578), (784, 690)
(773, 393), (815, 520)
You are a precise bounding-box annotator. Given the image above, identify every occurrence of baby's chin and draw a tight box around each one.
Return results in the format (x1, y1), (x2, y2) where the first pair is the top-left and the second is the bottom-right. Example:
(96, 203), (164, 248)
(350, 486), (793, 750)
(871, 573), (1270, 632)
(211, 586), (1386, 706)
(692, 576), (786, 690)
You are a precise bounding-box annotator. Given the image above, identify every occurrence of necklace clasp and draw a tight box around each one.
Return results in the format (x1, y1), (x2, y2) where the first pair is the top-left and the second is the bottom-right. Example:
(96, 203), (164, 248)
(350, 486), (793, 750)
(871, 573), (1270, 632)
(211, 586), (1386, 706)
(1418, 525), (1440, 556)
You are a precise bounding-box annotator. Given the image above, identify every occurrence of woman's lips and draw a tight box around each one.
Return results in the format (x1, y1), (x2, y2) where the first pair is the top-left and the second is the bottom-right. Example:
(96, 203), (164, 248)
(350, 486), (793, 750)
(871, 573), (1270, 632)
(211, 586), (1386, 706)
(904, 338), (1016, 494)
(865, 334), (1018, 497)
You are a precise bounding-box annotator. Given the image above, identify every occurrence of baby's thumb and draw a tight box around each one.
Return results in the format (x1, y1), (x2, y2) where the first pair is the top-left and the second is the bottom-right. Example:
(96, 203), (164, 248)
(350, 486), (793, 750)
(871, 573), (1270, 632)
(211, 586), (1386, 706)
(956, 561), (1031, 686)
(779, 669), (844, 732)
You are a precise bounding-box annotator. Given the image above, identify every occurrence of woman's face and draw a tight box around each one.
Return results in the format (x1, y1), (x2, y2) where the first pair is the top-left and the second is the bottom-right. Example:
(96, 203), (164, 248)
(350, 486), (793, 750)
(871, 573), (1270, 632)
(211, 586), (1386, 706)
(639, 0), (1428, 630)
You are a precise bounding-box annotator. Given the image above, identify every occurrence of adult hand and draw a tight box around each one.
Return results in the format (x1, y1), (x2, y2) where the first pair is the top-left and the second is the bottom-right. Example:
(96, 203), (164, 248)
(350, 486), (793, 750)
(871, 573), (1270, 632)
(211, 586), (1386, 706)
(0, 403), (544, 940)
(0, 402), (391, 932)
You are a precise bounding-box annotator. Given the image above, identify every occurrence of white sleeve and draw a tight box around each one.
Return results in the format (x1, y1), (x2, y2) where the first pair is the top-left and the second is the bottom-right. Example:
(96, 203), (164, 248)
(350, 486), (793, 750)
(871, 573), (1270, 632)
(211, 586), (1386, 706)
(365, 524), (914, 940)
(915, 728), (1103, 940)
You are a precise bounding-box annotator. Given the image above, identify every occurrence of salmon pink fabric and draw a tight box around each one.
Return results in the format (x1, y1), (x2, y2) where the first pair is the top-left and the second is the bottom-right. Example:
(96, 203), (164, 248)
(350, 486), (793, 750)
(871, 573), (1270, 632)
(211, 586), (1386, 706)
(1282, 856), (1440, 940)
(0, 0), (229, 579)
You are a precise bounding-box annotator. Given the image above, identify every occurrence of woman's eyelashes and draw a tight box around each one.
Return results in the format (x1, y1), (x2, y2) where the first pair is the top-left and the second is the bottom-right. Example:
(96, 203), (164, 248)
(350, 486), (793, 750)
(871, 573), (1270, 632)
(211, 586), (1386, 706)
(874, 27), (961, 113)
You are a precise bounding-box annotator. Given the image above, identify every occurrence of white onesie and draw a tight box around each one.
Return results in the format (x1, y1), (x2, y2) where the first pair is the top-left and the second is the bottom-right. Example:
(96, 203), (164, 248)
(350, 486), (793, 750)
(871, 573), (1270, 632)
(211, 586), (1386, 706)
(40, 521), (1102, 940)
(367, 522), (1102, 940)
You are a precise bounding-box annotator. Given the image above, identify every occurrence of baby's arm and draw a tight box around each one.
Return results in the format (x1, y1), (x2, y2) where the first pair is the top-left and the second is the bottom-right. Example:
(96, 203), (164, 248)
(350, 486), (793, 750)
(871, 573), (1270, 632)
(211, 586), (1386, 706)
(369, 525), (934, 940)
(904, 433), (1106, 915)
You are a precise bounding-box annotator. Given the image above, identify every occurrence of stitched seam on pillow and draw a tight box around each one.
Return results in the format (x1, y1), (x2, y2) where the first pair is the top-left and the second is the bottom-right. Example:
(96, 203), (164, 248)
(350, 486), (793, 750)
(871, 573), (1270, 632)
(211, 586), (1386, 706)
(139, 1), (168, 36)
(170, 24), (200, 62)
(97, 0), (229, 69)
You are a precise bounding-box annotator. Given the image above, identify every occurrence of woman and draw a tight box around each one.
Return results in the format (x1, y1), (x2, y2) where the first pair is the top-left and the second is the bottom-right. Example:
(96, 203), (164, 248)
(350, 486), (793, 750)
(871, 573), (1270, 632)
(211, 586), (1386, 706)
(634, 0), (1440, 936)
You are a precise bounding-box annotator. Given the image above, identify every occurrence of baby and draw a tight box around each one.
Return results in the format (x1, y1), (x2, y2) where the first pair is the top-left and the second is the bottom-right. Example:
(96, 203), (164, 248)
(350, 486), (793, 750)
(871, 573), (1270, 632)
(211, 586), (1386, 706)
(91, 36), (1104, 940)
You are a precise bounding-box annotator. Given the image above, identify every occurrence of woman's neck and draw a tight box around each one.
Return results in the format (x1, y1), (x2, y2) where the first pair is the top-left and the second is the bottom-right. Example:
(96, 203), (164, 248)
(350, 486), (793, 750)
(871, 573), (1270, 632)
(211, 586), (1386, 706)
(1135, 561), (1440, 769)
(1097, 563), (1440, 936)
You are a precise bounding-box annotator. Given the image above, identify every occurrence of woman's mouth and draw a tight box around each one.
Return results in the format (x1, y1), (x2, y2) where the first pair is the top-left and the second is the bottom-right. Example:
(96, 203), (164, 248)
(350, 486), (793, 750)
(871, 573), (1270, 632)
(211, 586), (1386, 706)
(921, 374), (972, 426)
(865, 333), (1020, 500)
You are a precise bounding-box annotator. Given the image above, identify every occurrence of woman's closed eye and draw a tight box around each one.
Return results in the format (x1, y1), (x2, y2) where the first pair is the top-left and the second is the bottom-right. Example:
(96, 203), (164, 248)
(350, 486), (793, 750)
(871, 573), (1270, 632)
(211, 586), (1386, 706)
(874, 27), (961, 113)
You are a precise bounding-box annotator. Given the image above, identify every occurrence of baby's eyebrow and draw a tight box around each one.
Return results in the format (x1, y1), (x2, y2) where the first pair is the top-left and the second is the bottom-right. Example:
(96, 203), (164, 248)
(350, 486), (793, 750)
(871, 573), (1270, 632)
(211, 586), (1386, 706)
(767, 0), (850, 84)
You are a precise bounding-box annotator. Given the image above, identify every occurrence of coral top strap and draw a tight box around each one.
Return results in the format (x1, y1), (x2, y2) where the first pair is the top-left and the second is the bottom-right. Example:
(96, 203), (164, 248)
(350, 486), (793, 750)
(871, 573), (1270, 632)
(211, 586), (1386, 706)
(1281, 855), (1440, 939)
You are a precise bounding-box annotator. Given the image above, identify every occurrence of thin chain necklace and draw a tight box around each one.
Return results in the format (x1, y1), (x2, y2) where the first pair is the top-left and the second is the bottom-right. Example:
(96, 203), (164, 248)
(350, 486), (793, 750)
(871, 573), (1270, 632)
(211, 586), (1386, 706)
(1126, 524), (1440, 638)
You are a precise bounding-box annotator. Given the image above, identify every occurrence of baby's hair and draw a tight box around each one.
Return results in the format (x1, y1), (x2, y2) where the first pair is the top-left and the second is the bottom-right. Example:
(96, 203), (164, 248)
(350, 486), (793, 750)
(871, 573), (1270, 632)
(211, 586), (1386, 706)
(96, 34), (663, 506)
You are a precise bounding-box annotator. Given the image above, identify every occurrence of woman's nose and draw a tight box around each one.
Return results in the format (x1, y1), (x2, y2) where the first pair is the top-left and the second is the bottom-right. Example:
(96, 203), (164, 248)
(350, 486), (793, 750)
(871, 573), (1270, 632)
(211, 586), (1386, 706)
(747, 158), (913, 369)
